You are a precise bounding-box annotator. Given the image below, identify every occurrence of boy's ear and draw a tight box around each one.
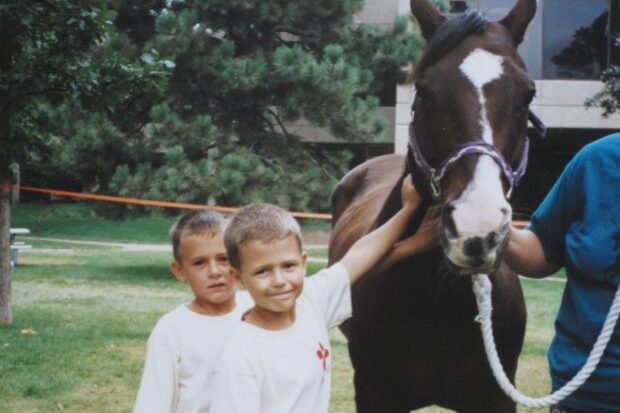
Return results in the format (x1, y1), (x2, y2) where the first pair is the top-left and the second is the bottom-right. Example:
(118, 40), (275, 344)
(170, 260), (187, 282)
(301, 251), (308, 274)
(229, 267), (244, 287)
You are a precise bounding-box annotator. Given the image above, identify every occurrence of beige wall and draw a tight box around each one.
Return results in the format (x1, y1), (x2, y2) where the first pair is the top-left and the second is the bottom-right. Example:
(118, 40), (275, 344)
(531, 80), (620, 130)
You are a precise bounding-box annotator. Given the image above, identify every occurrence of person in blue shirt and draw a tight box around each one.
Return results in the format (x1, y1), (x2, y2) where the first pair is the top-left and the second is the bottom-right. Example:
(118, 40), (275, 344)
(505, 132), (620, 413)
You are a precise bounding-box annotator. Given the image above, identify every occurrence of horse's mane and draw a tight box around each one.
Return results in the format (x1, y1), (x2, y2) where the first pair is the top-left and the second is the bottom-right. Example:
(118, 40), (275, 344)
(413, 11), (489, 78)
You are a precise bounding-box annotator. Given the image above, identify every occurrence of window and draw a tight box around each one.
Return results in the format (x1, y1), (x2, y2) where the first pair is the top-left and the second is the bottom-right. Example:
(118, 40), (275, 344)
(542, 0), (609, 79)
(447, 0), (619, 80)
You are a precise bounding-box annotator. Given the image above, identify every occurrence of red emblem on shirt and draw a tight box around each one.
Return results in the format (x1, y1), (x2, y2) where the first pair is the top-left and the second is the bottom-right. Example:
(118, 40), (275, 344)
(316, 342), (330, 372)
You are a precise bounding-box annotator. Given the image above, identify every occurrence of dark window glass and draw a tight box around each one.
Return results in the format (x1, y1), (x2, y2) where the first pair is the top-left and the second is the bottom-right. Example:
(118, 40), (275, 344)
(448, 0), (616, 80)
(543, 0), (609, 79)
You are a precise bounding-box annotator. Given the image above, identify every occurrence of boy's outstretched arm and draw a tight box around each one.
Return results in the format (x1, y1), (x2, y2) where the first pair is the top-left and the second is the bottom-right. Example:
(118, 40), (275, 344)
(370, 206), (440, 276)
(339, 176), (422, 284)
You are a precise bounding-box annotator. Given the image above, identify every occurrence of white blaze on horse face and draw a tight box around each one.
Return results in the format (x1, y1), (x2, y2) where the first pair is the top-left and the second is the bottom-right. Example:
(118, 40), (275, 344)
(446, 157), (511, 269)
(459, 48), (504, 144)
(445, 49), (511, 270)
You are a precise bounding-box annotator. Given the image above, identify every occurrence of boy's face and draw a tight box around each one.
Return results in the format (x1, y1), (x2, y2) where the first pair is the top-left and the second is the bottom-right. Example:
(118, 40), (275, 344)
(170, 231), (237, 313)
(235, 235), (307, 317)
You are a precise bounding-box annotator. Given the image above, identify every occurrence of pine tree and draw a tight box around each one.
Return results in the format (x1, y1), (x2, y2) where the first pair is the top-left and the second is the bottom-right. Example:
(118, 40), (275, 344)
(35, 0), (425, 214)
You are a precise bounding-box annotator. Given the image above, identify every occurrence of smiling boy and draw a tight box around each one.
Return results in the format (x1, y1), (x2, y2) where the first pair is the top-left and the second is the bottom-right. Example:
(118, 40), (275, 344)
(134, 210), (253, 413)
(210, 177), (433, 413)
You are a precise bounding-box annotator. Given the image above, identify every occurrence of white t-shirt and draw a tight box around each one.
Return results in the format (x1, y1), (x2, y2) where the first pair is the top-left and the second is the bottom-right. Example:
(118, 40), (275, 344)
(133, 291), (253, 413)
(210, 263), (352, 413)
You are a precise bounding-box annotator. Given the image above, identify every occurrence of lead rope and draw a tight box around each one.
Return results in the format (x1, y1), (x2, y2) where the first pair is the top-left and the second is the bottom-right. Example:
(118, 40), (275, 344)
(472, 273), (620, 409)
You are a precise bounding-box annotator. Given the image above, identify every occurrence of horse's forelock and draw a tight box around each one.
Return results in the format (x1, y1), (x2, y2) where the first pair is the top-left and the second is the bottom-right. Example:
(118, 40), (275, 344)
(413, 11), (489, 78)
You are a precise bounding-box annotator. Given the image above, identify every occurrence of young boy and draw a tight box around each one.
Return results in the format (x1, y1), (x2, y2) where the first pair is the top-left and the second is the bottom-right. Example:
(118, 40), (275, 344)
(210, 176), (434, 413)
(133, 210), (253, 413)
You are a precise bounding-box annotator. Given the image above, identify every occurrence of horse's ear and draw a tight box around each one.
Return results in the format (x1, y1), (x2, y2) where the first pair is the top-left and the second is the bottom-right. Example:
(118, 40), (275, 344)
(411, 0), (447, 41)
(499, 0), (537, 45)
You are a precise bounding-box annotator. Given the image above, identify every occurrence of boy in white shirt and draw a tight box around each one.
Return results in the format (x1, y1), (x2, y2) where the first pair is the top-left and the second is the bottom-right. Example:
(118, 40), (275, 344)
(211, 177), (433, 413)
(134, 210), (253, 413)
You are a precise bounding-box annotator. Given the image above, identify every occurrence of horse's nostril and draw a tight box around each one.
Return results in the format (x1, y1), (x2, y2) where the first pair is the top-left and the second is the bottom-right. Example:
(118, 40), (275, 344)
(487, 231), (498, 249)
(500, 207), (510, 220)
(463, 237), (484, 259)
(442, 203), (458, 238)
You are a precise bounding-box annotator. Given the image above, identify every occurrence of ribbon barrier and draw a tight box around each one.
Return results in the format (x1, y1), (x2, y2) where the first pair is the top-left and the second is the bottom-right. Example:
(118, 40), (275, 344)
(14, 185), (531, 226)
(14, 185), (332, 220)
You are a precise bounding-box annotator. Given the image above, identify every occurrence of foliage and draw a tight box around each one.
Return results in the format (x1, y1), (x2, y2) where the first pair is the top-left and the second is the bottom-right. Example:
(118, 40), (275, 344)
(25, 0), (424, 215)
(0, 0), (109, 162)
(587, 65), (620, 117)
(0, 0), (112, 323)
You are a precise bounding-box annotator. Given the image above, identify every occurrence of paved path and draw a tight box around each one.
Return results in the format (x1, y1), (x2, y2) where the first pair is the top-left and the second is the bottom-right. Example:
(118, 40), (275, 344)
(20, 236), (566, 282)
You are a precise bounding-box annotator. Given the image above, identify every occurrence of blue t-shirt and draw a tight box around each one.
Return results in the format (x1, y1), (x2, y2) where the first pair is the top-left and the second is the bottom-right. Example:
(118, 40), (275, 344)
(530, 132), (620, 412)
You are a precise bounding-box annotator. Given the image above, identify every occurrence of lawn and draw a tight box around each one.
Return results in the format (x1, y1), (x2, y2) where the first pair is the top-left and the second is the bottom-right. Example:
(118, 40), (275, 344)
(2, 202), (565, 413)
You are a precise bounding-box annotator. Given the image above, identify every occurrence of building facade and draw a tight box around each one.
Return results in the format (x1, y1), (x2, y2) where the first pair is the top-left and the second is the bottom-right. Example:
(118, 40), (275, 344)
(291, 0), (619, 211)
(395, 0), (620, 153)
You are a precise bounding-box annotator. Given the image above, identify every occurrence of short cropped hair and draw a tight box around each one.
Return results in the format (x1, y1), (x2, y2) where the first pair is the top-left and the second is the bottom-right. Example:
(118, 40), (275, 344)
(224, 203), (302, 270)
(170, 209), (229, 261)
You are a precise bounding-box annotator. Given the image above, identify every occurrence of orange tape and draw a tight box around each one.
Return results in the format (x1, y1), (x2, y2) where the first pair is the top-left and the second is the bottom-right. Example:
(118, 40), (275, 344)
(15, 185), (333, 220)
(513, 220), (529, 228)
(14, 185), (531, 227)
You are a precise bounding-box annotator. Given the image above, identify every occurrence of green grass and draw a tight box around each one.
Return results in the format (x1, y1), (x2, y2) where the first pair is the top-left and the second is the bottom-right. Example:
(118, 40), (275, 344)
(11, 202), (179, 244)
(0, 249), (326, 413)
(3, 202), (565, 412)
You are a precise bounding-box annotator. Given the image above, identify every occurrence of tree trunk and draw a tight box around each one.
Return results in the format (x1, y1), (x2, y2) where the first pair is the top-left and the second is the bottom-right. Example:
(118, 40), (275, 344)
(0, 84), (13, 324)
(0, 10), (13, 325)
(0, 172), (11, 324)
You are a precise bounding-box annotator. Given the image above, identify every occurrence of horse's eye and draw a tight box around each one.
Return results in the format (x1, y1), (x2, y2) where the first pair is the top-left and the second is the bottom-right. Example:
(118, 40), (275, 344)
(414, 83), (427, 100)
(414, 83), (432, 111)
(523, 89), (536, 106)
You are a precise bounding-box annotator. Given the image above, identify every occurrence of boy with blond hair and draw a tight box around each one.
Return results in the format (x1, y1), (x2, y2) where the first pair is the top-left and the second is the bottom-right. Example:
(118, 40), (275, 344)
(134, 209), (253, 413)
(210, 177), (435, 413)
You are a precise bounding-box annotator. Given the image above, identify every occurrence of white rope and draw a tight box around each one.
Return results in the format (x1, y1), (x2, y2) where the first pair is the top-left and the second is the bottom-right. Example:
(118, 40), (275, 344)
(472, 273), (620, 409)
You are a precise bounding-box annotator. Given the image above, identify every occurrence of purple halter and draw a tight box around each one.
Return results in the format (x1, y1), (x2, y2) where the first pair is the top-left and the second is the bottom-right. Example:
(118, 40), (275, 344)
(408, 110), (546, 202)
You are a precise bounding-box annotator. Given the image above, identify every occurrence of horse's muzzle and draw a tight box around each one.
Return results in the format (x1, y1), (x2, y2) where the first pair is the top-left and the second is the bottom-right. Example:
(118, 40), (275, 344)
(440, 221), (510, 275)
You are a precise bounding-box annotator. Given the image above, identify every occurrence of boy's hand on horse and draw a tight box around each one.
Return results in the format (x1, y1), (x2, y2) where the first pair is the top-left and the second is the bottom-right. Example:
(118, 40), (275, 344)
(401, 175), (422, 211)
(369, 178), (440, 276)
(390, 205), (441, 261)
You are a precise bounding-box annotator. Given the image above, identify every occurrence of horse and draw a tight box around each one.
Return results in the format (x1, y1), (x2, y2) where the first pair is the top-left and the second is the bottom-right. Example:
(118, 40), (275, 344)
(328, 1), (543, 412)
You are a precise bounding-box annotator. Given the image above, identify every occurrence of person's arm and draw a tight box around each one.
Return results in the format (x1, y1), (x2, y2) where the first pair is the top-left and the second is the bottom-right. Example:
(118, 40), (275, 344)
(370, 206), (440, 275)
(133, 341), (179, 413)
(340, 176), (421, 283)
(503, 227), (560, 278)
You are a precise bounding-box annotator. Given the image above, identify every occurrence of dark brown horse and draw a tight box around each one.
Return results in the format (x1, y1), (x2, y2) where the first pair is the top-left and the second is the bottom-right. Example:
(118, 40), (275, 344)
(328, 1), (542, 412)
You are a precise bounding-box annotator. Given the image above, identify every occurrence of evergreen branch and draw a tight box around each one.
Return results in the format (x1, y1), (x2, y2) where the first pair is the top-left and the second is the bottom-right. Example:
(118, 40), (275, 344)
(266, 107), (291, 139)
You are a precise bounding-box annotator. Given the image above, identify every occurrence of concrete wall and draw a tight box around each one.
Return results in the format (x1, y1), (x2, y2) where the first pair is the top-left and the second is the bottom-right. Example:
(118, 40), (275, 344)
(531, 80), (620, 130)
